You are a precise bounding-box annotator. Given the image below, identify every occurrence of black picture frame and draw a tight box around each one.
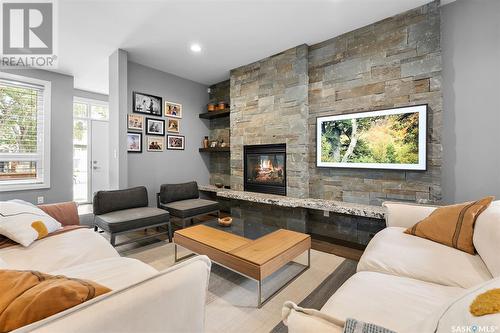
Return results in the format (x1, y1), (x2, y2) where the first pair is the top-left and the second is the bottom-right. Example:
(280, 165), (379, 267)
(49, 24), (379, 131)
(145, 117), (165, 136)
(167, 135), (185, 150)
(133, 92), (162, 116)
(127, 132), (142, 153)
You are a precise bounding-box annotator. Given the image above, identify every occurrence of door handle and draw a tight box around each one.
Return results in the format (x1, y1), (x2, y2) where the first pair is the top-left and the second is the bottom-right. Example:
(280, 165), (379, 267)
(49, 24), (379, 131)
(93, 166), (100, 170)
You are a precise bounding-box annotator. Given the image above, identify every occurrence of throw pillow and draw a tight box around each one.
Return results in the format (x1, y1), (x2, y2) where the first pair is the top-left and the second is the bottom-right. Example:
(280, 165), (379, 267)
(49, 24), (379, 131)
(0, 269), (111, 332)
(0, 201), (62, 247)
(38, 201), (80, 226)
(470, 289), (500, 317)
(405, 196), (494, 254)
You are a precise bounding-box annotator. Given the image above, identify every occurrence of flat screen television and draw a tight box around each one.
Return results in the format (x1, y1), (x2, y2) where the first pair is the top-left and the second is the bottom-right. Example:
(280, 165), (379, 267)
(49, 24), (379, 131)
(316, 104), (427, 170)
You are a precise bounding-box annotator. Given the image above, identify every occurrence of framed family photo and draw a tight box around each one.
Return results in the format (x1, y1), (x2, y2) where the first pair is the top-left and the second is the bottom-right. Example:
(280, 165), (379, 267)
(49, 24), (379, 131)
(146, 117), (165, 136)
(133, 92), (162, 116)
(167, 118), (180, 133)
(147, 136), (164, 152)
(165, 101), (182, 118)
(127, 132), (142, 153)
(167, 135), (185, 150)
(127, 114), (144, 131)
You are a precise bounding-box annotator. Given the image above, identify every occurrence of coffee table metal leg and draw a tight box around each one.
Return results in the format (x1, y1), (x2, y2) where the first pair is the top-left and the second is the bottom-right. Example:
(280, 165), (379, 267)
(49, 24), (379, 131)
(256, 248), (310, 308)
(174, 243), (197, 263)
(307, 248), (311, 267)
(257, 280), (262, 308)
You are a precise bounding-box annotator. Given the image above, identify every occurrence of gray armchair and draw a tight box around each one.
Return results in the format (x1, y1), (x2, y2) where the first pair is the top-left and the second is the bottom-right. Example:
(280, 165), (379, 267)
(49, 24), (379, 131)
(157, 181), (219, 228)
(93, 186), (172, 246)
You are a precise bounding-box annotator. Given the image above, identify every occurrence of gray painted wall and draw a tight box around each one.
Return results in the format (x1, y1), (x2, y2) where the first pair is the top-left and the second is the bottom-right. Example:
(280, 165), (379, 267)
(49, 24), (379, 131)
(74, 88), (108, 102)
(127, 61), (210, 205)
(0, 69), (74, 204)
(441, 0), (500, 203)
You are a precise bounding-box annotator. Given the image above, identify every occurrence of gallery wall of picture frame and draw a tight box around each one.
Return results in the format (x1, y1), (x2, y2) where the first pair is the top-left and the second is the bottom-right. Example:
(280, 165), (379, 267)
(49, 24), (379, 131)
(127, 91), (185, 153)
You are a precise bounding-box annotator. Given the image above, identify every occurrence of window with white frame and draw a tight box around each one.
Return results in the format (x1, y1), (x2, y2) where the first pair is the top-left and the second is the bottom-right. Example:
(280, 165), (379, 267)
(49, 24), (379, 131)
(0, 73), (51, 191)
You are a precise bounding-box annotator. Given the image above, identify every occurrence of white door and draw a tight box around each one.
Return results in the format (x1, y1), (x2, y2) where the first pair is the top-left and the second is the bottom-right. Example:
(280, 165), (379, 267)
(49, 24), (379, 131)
(91, 120), (109, 196)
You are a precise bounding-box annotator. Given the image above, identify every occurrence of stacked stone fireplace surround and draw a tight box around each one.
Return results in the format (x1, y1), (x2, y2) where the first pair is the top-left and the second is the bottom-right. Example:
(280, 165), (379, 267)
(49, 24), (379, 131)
(206, 2), (442, 245)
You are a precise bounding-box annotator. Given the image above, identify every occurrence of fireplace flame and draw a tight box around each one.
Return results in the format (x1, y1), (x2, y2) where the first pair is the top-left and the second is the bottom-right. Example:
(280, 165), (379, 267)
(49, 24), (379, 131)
(260, 158), (273, 170)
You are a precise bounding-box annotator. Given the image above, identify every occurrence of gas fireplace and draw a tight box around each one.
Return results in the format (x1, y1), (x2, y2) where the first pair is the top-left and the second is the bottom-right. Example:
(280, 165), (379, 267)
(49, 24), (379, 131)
(244, 144), (286, 196)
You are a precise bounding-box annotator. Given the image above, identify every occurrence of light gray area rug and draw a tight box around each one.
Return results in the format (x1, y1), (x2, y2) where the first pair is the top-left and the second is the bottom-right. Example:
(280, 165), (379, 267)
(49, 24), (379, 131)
(117, 236), (348, 333)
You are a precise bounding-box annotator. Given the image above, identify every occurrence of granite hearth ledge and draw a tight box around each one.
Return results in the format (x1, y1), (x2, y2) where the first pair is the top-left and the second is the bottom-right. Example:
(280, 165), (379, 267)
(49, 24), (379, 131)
(198, 185), (385, 219)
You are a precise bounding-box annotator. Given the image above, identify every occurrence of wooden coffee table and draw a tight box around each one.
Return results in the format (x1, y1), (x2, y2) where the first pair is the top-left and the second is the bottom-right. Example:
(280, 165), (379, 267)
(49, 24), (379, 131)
(173, 219), (311, 308)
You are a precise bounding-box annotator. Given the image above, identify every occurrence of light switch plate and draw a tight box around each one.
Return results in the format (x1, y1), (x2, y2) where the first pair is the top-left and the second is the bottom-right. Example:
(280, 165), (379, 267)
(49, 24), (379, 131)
(37, 196), (44, 204)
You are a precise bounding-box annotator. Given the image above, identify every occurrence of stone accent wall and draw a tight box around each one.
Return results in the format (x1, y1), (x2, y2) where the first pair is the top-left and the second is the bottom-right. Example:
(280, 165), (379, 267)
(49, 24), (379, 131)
(208, 79), (230, 104)
(208, 2), (443, 205)
(308, 2), (443, 205)
(208, 80), (231, 185)
(230, 45), (310, 198)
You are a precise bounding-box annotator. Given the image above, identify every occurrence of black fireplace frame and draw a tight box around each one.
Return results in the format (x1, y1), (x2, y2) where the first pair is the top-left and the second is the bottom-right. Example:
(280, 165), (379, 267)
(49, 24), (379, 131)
(244, 143), (286, 196)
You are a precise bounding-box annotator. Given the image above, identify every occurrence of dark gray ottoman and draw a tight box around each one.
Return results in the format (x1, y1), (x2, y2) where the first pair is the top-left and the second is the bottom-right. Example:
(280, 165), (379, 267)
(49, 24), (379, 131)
(93, 186), (171, 246)
(157, 181), (219, 228)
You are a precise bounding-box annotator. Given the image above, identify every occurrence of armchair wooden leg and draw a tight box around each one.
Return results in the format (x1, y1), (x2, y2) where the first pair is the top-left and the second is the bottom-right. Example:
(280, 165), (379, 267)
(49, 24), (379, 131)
(94, 225), (98, 232)
(110, 234), (116, 246)
(167, 222), (172, 242)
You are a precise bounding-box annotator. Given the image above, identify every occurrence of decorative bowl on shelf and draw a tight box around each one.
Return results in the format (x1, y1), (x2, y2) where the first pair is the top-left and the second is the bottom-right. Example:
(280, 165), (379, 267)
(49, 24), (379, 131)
(214, 183), (224, 188)
(218, 217), (233, 227)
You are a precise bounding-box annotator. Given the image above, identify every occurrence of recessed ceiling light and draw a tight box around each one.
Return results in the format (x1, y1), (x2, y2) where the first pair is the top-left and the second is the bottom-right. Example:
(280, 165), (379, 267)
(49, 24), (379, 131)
(190, 43), (202, 53)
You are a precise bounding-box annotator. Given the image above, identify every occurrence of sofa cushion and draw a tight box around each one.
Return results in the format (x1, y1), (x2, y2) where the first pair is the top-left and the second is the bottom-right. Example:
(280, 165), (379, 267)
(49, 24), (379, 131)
(161, 199), (219, 218)
(94, 207), (169, 233)
(430, 277), (500, 332)
(383, 201), (437, 228)
(405, 196), (494, 254)
(93, 186), (148, 215)
(474, 201), (500, 277)
(160, 181), (199, 204)
(358, 227), (492, 288)
(20, 256), (211, 333)
(320, 271), (464, 333)
(0, 229), (119, 272)
(50, 257), (158, 290)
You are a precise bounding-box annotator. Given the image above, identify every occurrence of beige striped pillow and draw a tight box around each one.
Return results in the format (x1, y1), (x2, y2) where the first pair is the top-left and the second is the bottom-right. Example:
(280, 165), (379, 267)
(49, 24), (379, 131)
(405, 196), (494, 254)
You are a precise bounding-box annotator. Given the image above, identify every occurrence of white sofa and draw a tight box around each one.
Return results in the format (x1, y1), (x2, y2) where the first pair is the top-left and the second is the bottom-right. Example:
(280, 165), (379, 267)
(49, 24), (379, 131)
(283, 200), (500, 333)
(0, 227), (211, 332)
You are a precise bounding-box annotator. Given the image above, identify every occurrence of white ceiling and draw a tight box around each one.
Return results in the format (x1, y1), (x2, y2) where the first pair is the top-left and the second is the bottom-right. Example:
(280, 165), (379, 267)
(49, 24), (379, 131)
(57, 0), (442, 94)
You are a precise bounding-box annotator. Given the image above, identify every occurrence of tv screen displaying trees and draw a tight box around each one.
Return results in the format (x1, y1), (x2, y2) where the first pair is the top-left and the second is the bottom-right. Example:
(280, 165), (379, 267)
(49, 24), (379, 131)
(316, 105), (427, 170)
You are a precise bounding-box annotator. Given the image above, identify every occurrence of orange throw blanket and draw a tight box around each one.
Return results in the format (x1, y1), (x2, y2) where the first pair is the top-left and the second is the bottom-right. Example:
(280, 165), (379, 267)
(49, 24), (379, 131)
(0, 270), (111, 332)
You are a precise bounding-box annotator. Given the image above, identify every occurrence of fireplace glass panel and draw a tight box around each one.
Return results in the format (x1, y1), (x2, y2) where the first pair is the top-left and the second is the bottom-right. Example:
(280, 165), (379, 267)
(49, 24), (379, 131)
(244, 143), (286, 195)
(246, 153), (285, 186)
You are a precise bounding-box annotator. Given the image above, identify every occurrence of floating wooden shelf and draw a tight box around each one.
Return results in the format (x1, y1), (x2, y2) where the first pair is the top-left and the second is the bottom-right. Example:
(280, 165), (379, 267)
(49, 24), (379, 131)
(199, 109), (230, 119)
(199, 147), (230, 153)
